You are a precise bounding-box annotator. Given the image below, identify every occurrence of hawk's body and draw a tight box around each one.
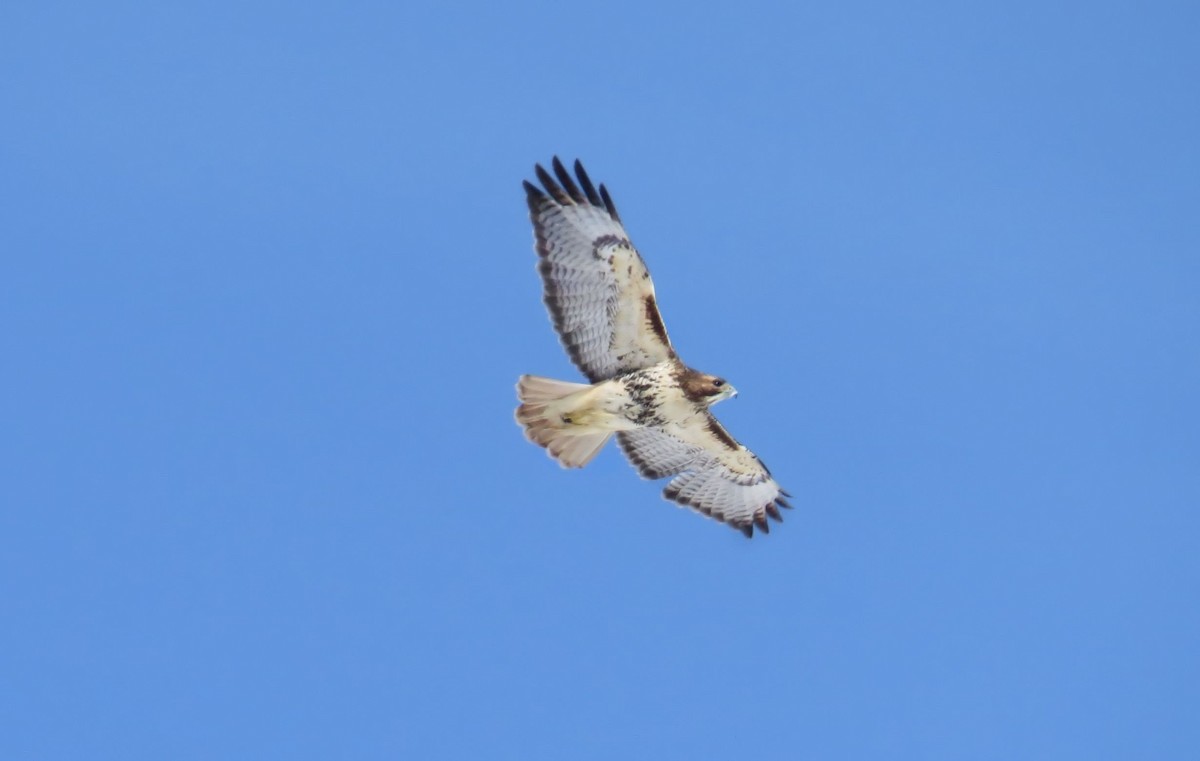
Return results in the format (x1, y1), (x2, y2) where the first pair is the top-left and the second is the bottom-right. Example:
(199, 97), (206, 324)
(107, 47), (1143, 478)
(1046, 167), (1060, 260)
(515, 158), (790, 537)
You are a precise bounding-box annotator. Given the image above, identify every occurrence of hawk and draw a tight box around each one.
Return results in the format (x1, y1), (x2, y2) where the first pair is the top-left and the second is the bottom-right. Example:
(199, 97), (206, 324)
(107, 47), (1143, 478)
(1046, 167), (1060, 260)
(514, 158), (791, 537)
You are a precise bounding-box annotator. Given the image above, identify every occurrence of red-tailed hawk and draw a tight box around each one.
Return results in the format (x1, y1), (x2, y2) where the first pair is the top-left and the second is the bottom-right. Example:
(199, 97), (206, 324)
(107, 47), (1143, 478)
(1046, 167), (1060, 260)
(515, 158), (791, 537)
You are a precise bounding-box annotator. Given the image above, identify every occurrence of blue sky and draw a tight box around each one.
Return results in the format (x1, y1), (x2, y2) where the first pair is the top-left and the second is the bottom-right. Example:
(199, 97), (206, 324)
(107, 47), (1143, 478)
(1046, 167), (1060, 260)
(2, 1), (1197, 758)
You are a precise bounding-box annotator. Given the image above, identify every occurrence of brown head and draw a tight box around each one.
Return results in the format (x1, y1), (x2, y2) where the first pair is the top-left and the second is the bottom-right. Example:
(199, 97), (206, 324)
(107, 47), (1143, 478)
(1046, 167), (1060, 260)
(677, 366), (738, 407)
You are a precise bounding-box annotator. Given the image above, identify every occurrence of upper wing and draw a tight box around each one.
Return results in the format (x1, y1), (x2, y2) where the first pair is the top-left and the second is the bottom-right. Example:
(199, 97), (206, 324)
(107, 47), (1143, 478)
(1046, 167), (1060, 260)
(525, 158), (675, 382)
(617, 417), (791, 538)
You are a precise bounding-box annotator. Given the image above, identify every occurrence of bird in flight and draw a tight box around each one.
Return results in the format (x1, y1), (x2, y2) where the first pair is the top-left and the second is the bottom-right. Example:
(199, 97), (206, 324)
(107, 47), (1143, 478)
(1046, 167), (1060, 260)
(514, 158), (790, 537)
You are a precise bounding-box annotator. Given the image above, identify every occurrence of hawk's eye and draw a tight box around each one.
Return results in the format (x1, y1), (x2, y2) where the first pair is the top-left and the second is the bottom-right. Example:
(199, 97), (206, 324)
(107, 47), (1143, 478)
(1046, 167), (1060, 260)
(713, 379), (725, 388)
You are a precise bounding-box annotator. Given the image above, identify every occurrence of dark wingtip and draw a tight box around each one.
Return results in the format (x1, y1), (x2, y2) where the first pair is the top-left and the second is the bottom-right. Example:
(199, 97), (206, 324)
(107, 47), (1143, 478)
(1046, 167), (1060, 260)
(663, 483), (787, 538)
(574, 159), (603, 207)
(532, 158), (619, 220)
(523, 179), (547, 207)
(598, 183), (621, 222)
(552, 156), (585, 203)
(534, 162), (571, 205)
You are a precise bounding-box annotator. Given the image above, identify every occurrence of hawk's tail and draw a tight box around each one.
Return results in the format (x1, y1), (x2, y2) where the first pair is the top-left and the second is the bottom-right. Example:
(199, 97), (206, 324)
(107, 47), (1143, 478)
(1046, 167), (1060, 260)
(515, 375), (612, 469)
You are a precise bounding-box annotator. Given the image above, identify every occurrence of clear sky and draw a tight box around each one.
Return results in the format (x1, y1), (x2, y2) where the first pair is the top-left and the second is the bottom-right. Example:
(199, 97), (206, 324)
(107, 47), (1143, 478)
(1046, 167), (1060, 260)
(2, 1), (1197, 759)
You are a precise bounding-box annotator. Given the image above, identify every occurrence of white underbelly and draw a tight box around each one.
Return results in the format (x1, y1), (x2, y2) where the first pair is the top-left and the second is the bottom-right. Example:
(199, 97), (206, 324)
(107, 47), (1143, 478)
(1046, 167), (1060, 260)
(558, 380), (640, 433)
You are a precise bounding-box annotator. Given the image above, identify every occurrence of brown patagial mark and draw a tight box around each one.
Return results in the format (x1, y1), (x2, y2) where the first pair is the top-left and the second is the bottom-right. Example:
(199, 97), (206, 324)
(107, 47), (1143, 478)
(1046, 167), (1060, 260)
(703, 417), (740, 451)
(644, 295), (670, 347)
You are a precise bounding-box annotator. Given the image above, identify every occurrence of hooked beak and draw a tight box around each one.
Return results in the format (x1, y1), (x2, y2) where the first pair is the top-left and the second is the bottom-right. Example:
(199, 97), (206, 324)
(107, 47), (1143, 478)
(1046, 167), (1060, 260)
(721, 384), (738, 402)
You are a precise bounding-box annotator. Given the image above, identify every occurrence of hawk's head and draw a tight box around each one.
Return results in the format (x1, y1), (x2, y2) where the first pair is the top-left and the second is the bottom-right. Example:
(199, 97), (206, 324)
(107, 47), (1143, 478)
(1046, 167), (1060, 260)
(680, 369), (738, 407)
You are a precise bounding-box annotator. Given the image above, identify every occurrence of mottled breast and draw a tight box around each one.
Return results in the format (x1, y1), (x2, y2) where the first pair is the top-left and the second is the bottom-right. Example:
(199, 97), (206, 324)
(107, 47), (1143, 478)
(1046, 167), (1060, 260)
(617, 360), (694, 428)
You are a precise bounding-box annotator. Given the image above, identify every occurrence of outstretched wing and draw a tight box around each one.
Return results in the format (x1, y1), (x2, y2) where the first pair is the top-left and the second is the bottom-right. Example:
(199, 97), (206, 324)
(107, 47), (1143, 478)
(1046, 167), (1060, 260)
(525, 158), (675, 382)
(617, 418), (791, 538)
